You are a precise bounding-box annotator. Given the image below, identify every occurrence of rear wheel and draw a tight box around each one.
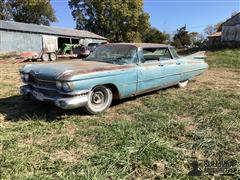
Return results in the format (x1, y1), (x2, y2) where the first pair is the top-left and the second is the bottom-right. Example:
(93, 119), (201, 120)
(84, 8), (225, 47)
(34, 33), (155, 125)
(84, 86), (113, 114)
(42, 53), (49, 61)
(178, 80), (189, 88)
(50, 52), (57, 61)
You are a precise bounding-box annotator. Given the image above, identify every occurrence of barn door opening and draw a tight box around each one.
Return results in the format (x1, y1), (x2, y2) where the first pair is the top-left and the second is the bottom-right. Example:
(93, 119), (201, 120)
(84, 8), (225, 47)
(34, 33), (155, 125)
(58, 37), (80, 54)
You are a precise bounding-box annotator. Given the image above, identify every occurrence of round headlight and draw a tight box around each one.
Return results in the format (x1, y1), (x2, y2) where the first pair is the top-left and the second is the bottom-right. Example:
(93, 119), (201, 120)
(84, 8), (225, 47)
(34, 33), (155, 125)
(20, 73), (25, 80)
(24, 74), (29, 82)
(56, 81), (62, 89)
(62, 82), (73, 92)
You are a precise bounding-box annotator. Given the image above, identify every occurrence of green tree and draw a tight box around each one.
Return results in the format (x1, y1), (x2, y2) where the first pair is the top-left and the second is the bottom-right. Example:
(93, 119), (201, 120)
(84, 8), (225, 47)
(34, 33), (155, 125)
(189, 32), (205, 47)
(0, 1), (5, 19)
(172, 25), (191, 48)
(143, 27), (169, 43)
(69, 0), (150, 42)
(0, 0), (57, 25)
(0, 0), (11, 20)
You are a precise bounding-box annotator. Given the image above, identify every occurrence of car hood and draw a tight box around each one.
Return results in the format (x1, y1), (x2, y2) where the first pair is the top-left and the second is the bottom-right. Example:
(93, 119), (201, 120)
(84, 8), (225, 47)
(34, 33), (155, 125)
(22, 60), (134, 81)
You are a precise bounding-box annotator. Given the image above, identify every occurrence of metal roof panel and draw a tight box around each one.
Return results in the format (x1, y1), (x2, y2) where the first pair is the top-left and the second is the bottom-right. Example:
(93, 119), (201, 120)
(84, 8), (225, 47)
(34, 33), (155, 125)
(0, 20), (107, 40)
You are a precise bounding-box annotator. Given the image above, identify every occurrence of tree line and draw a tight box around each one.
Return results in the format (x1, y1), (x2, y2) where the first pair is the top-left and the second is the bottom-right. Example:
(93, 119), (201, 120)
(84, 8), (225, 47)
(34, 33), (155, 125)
(0, 0), (226, 47)
(0, 0), (57, 25)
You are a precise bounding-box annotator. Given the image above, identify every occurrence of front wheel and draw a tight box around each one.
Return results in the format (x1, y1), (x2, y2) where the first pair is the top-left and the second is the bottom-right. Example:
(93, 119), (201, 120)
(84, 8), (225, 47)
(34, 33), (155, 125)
(177, 80), (189, 88)
(84, 86), (113, 114)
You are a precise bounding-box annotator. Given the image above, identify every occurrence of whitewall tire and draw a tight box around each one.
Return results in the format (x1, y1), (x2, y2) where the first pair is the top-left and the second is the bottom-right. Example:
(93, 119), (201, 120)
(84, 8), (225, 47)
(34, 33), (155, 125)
(178, 80), (189, 88)
(84, 86), (113, 114)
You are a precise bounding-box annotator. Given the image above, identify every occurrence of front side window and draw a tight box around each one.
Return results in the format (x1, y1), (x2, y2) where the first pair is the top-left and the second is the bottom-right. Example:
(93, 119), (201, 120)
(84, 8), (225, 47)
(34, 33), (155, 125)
(170, 47), (179, 58)
(141, 48), (172, 63)
(85, 45), (138, 65)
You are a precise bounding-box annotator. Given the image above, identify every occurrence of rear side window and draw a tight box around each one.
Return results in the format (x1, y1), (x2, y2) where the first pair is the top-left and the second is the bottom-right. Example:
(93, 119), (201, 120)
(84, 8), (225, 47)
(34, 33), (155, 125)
(88, 43), (99, 47)
(142, 48), (172, 63)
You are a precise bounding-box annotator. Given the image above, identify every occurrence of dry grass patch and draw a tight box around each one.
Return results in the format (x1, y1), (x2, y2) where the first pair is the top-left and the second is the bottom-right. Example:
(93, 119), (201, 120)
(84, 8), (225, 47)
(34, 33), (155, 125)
(0, 49), (240, 179)
(188, 68), (240, 92)
(51, 149), (79, 163)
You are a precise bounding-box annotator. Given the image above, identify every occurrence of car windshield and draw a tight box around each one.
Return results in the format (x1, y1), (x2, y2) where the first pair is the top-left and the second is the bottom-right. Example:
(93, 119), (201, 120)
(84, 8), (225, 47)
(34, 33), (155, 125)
(85, 45), (138, 65)
(170, 47), (179, 58)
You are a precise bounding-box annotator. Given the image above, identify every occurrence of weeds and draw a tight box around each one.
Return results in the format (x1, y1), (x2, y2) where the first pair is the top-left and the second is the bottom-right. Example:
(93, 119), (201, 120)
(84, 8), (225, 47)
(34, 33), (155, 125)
(0, 49), (239, 179)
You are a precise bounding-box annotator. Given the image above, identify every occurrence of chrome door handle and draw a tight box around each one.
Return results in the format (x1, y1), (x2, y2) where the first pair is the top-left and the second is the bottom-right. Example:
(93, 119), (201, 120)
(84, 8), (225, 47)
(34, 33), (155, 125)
(176, 62), (181, 65)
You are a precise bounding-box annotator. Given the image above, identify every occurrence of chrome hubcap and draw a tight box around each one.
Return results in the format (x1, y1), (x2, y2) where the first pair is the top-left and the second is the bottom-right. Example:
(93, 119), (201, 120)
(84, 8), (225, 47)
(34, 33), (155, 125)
(92, 91), (105, 105)
(87, 86), (112, 113)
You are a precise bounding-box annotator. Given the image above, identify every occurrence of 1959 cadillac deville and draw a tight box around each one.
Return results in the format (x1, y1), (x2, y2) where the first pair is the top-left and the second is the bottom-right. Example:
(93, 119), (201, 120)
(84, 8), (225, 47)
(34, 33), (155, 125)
(20, 43), (208, 114)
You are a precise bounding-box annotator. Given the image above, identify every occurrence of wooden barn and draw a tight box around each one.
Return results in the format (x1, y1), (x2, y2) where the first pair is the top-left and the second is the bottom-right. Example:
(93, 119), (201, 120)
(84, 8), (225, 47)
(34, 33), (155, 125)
(208, 12), (240, 48)
(221, 12), (240, 45)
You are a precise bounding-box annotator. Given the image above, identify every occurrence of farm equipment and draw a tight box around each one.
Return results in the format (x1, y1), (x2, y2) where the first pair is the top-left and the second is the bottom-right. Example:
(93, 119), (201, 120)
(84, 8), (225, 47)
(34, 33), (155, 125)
(61, 43), (81, 54)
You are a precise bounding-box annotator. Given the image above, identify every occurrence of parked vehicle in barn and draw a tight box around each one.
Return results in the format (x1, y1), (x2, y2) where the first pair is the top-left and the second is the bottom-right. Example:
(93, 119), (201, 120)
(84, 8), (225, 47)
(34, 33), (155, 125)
(73, 42), (108, 58)
(61, 43), (81, 55)
(19, 43), (208, 114)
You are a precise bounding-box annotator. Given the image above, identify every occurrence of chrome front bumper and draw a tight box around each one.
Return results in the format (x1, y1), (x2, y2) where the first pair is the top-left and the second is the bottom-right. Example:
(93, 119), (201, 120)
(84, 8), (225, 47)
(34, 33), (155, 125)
(20, 85), (89, 110)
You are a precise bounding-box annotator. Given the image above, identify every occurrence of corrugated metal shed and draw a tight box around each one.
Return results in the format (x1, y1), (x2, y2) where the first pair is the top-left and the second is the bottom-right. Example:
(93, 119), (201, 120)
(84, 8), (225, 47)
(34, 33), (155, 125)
(0, 31), (42, 53)
(0, 20), (107, 40)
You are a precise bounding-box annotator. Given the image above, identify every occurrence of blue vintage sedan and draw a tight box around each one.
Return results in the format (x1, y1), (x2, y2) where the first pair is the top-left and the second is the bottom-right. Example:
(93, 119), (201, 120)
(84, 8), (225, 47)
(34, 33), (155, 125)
(20, 43), (208, 114)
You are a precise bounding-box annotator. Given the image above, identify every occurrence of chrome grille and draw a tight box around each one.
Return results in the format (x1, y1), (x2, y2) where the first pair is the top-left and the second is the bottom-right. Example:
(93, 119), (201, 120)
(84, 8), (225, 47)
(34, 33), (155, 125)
(32, 77), (56, 89)
(35, 88), (58, 96)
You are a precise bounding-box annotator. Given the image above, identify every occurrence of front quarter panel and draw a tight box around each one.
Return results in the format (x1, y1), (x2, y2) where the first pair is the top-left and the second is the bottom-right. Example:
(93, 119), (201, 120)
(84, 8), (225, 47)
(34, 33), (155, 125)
(69, 67), (138, 99)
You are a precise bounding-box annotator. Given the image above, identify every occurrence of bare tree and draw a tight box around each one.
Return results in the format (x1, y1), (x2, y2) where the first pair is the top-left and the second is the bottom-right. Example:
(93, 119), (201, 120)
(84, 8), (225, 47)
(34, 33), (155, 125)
(204, 25), (215, 36)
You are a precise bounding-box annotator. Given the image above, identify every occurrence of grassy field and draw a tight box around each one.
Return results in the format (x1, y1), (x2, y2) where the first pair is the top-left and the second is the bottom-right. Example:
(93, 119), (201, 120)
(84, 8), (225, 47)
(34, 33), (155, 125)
(0, 49), (239, 179)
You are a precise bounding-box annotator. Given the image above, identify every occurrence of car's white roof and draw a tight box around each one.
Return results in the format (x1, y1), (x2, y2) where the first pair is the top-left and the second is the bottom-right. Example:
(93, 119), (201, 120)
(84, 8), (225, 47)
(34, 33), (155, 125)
(107, 43), (172, 48)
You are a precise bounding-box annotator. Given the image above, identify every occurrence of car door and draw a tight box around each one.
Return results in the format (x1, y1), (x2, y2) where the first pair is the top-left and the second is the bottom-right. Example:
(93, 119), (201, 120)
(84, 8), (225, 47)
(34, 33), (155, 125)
(137, 47), (180, 94)
(158, 58), (181, 87)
